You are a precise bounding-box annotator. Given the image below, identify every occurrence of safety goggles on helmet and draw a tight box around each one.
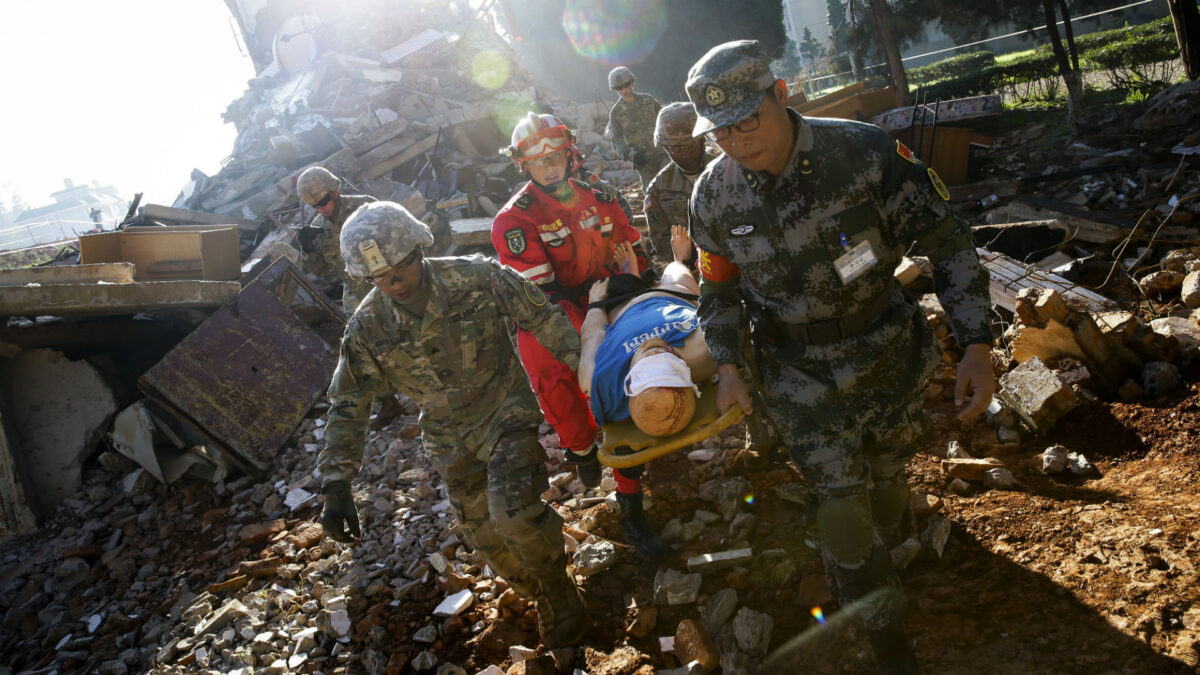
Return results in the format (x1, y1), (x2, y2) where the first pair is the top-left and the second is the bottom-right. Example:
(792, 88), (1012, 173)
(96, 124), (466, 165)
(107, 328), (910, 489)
(513, 124), (572, 164)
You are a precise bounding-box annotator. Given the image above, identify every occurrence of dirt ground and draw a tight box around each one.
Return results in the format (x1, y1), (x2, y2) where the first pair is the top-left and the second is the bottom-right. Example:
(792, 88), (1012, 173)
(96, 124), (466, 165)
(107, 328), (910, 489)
(554, 377), (1200, 674)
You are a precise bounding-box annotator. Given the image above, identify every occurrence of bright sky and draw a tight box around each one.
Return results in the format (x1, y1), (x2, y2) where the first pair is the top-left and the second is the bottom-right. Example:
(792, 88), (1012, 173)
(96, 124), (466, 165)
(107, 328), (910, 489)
(1, 1), (255, 210)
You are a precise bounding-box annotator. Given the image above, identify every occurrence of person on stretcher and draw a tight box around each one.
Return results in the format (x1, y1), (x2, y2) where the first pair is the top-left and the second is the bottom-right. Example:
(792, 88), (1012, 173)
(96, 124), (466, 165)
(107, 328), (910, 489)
(575, 225), (709, 563)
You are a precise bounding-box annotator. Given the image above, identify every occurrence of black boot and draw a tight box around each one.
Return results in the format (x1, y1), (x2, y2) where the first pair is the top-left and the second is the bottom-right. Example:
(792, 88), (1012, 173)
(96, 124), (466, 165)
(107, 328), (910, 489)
(615, 492), (673, 564)
(868, 621), (918, 675)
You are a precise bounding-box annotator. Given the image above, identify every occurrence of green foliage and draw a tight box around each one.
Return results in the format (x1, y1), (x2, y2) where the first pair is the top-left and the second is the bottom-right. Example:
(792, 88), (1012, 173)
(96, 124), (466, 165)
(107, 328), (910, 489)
(909, 16), (1179, 102)
(907, 51), (996, 86)
(1081, 26), (1179, 91)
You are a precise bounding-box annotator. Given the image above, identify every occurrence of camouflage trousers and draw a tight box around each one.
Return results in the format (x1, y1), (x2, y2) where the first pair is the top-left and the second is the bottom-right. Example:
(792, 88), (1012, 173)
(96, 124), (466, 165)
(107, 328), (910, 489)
(443, 429), (572, 604)
(759, 343), (927, 630)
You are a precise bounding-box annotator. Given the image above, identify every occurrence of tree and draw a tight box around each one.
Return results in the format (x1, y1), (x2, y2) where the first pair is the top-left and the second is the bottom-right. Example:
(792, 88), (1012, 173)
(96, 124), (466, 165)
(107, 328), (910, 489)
(495, 0), (788, 101)
(1041, 0), (1085, 124)
(799, 26), (824, 64)
(867, 0), (912, 105)
(1167, 0), (1200, 79)
(774, 39), (803, 81)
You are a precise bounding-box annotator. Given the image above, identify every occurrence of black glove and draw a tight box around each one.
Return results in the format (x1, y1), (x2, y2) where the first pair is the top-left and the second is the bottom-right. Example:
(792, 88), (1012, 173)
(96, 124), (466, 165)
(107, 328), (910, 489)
(632, 151), (647, 168)
(320, 480), (361, 543)
(295, 226), (323, 254)
(566, 446), (602, 488)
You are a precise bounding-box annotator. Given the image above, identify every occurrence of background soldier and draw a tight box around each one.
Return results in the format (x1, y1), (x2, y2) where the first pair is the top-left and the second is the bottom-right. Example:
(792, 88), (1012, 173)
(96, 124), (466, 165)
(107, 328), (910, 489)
(296, 166), (377, 313)
(605, 66), (666, 189)
(642, 102), (717, 268)
(492, 112), (648, 492)
(317, 201), (588, 648)
(685, 41), (996, 672)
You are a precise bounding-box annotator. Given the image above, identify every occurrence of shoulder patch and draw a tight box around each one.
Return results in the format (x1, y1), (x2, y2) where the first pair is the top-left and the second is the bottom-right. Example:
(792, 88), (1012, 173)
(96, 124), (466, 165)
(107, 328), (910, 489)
(504, 228), (527, 255)
(927, 168), (950, 201)
(896, 140), (918, 164)
(515, 193), (534, 210)
(594, 190), (615, 204)
(524, 282), (547, 306)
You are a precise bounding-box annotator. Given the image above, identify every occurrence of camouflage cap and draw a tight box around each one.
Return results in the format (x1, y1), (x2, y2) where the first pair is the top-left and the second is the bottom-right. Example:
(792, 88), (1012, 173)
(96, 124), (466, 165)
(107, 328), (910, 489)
(654, 102), (700, 146)
(297, 166), (340, 206)
(685, 40), (777, 137)
(340, 201), (434, 279)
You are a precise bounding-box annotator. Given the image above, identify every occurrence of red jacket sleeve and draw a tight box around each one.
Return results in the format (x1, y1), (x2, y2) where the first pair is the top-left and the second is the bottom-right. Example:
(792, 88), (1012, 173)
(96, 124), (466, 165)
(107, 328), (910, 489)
(492, 205), (557, 287)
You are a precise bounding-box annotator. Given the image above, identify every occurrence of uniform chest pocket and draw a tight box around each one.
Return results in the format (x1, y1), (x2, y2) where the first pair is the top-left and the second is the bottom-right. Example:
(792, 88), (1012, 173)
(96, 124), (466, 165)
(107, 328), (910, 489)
(817, 203), (888, 257)
(457, 308), (500, 374)
(725, 234), (774, 264)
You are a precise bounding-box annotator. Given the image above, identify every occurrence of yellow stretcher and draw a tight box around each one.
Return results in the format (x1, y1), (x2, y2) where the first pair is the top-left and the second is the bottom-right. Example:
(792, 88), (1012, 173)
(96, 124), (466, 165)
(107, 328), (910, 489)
(597, 380), (744, 469)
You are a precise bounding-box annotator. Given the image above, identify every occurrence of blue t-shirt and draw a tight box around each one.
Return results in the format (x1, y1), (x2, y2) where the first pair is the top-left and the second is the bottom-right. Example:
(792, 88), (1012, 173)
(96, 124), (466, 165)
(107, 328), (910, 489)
(589, 295), (698, 426)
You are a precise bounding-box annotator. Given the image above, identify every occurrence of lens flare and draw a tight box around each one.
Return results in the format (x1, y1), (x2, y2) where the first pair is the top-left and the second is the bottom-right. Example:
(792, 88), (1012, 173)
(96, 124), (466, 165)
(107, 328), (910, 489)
(561, 0), (667, 67)
(810, 606), (825, 624)
(743, 494), (755, 505)
(471, 50), (510, 90)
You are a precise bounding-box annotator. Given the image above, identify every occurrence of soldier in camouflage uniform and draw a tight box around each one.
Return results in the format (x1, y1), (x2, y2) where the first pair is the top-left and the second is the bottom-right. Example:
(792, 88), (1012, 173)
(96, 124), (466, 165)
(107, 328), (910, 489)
(685, 41), (996, 672)
(296, 166), (377, 314)
(643, 102), (718, 268)
(317, 202), (589, 648)
(606, 66), (667, 189)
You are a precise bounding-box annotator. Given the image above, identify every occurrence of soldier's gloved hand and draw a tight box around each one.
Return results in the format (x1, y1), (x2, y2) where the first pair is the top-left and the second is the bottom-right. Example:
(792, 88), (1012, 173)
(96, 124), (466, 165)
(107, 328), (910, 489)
(295, 226), (322, 254)
(632, 151), (647, 168)
(566, 446), (602, 488)
(320, 480), (361, 543)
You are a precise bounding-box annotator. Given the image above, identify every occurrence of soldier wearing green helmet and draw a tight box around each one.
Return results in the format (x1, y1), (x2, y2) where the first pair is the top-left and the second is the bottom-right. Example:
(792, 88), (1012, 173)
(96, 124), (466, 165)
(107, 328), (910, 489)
(295, 166), (378, 313)
(317, 201), (590, 648)
(685, 40), (996, 672)
(605, 66), (667, 189)
(642, 102), (718, 268)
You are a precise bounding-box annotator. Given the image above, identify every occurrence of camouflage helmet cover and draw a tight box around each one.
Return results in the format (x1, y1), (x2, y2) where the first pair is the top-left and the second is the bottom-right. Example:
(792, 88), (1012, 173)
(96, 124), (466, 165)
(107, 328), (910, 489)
(685, 40), (777, 137)
(297, 166), (340, 206)
(608, 66), (635, 91)
(340, 201), (434, 279)
(654, 102), (701, 147)
(502, 112), (574, 166)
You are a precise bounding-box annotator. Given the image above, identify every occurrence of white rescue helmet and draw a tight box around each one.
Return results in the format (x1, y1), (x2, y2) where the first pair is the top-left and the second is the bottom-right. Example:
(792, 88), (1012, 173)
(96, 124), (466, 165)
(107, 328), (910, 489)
(502, 112), (574, 167)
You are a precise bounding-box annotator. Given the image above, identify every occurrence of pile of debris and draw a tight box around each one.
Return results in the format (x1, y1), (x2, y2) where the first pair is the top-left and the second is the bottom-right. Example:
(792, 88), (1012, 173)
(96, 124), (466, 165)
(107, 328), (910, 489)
(168, 3), (637, 262)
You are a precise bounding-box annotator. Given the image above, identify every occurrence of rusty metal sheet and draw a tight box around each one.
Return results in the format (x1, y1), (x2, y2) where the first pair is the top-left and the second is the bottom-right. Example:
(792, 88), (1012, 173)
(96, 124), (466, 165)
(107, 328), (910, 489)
(139, 258), (342, 474)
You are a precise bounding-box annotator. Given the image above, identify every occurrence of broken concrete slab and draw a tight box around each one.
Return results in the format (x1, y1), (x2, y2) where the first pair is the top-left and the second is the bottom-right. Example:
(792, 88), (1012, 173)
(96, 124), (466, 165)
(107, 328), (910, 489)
(997, 357), (1078, 433)
(0, 263), (134, 286)
(0, 280), (241, 318)
(0, 348), (116, 520)
(0, 403), (37, 538)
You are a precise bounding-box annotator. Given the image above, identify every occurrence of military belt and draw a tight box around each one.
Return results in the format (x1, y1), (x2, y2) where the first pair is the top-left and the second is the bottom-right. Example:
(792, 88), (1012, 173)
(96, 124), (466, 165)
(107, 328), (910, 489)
(764, 293), (892, 346)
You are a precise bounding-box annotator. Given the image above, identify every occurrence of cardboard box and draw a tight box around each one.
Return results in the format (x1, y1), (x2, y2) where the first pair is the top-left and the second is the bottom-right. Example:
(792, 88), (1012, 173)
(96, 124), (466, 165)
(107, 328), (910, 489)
(80, 225), (240, 282)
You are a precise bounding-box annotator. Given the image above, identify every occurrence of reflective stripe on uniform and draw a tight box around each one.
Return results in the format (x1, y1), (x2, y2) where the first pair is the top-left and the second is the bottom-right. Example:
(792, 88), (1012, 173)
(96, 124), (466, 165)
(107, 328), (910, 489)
(539, 228), (570, 243)
(521, 262), (555, 283)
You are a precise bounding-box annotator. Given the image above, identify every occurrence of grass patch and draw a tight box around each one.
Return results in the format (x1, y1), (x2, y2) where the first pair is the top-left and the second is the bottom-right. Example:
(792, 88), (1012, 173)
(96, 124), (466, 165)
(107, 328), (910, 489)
(994, 48), (1037, 66)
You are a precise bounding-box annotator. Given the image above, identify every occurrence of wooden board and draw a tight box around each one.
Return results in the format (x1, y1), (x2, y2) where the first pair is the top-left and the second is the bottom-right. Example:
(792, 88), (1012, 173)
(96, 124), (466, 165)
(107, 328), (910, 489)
(977, 247), (1117, 315)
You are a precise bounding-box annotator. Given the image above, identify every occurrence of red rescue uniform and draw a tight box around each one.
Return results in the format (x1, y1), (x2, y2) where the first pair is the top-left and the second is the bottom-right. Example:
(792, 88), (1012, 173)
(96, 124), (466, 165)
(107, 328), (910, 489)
(492, 179), (646, 451)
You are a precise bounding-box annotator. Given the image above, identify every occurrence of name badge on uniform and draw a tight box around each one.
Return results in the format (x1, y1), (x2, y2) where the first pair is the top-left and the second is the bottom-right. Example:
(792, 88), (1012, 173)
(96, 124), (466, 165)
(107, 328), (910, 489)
(834, 240), (878, 284)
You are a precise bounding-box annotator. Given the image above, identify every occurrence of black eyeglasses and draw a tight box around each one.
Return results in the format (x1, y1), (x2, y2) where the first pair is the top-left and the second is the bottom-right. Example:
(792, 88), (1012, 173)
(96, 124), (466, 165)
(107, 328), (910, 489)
(705, 90), (771, 142)
(313, 192), (335, 209)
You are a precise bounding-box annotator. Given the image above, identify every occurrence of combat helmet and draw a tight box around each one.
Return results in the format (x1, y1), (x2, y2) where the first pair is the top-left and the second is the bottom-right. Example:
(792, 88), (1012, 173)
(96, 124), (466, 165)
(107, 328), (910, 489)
(340, 201), (434, 279)
(608, 66), (635, 91)
(297, 166), (340, 207)
(654, 102), (700, 147)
